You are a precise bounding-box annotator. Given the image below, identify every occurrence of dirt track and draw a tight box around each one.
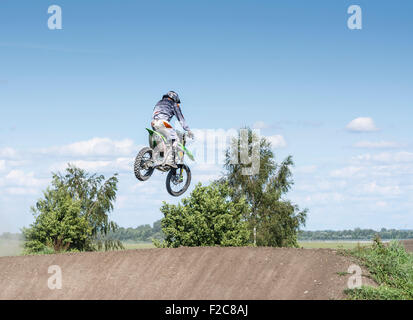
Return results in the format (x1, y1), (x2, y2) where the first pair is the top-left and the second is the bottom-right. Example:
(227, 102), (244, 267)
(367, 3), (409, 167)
(0, 247), (376, 300)
(402, 240), (413, 253)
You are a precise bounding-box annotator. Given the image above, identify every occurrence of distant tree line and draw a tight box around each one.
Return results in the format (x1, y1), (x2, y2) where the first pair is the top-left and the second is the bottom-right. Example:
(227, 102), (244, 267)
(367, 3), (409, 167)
(105, 220), (164, 242)
(298, 228), (413, 241)
(105, 226), (413, 243)
(5, 227), (413, 244)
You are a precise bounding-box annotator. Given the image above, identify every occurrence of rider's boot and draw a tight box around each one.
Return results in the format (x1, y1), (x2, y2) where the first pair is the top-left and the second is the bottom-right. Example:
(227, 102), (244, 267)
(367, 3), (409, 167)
(166, 139), (178, 169)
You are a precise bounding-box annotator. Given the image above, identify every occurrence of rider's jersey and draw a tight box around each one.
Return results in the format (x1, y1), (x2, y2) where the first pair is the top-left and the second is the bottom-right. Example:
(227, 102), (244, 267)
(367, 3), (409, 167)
(152, 98), (190, 131)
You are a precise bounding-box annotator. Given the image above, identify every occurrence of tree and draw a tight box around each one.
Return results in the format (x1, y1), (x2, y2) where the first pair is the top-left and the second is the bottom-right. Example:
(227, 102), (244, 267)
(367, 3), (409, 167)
(23, 165), (122, 253)
(221, 127), (307, 247)
(23, 187), (92, 253)
(107, 219), (164, 242)
(155, 182), (250, 248)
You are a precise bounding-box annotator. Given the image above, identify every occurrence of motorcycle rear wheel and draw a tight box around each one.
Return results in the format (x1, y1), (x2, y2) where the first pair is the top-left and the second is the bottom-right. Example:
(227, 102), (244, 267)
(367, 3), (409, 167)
(134, 147), (154, 181)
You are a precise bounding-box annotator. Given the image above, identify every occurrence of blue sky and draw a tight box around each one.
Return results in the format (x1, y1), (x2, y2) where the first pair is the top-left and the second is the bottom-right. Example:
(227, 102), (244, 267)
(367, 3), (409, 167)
(1, 0), (412, 233)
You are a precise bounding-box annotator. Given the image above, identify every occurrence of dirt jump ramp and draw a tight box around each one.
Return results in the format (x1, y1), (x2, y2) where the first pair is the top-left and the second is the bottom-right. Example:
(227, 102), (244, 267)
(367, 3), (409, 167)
(0, 247), (367, 300)
(402, 240), (413, 253)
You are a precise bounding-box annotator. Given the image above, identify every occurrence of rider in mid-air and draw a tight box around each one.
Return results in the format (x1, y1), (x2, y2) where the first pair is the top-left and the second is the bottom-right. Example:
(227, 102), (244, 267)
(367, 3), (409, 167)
(151, 91), (194, 168)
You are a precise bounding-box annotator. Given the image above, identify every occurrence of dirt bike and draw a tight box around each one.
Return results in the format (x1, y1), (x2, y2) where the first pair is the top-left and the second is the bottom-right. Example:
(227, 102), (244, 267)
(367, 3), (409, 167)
(134, 127), (194, 196)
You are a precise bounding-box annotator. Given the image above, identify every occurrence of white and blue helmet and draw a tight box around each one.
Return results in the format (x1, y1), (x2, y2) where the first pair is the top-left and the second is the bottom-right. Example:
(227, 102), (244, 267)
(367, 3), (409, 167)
(163, 91), (181, 104)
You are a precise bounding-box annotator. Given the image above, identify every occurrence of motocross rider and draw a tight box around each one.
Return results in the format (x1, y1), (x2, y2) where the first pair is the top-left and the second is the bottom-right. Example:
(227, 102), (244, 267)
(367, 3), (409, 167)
(151, 91), (194, 168)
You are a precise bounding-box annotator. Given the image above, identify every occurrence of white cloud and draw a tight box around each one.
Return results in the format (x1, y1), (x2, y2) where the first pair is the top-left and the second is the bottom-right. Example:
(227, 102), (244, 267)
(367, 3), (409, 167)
(267, 135), (287, 148)
(130, 182), (161, 195)
(114, 157), (134, 171)
(346, 117), (378, 132)
(330, 160), (412, 181)
(296, 179), (347, 193)
(0, 159), (30, 172)
(353, 141), (403, 149)
(0, 147), (17, 158)
(356, 181), (402, 196)
(299, 192), (346, 205)
(193, 163), (221, 172)
(41, 137), (137, 157)
(6, 160), (30, 167)
(0, 170), (48, 196)
(5, 187), (38, 195)
(187, 129), (286, 165)
(353, 151), (413, 164)
(330, 166), (363, 178)
(196, 173), (221, 183)
(1, 170), (46, 188)
(50, 157), (134, 173)
(294, 149), (413, 214)
(293, 165), (317, 174)
(54, 160), (112, 171)
(253, 121), (269, 129)
(376, 201), (388, 208)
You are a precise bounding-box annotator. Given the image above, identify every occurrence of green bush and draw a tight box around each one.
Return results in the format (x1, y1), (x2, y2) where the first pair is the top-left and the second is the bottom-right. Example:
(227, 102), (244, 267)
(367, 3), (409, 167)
(23, 187), (92, 254)
(346, 238), (413, 300)
(155, 182), (250, 248)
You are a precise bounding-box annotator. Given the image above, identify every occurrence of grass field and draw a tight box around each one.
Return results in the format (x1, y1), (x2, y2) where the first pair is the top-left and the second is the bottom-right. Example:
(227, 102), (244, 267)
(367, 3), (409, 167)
(0, 240), (382, 256)
(298, 241), (373, 250)
(122, 242), (156, 250)
(123, 241), (375, 250)
(0, 240), (155, 256)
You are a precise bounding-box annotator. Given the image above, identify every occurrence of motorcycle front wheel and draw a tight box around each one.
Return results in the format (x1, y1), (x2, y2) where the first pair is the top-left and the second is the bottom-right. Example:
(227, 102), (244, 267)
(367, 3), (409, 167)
(166, 164), (191, 197)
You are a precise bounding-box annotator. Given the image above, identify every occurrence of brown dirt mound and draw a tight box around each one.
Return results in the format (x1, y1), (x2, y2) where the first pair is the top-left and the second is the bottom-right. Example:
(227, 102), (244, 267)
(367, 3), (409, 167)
(0, 247), (373, 300)
(402, 240), (413, 253)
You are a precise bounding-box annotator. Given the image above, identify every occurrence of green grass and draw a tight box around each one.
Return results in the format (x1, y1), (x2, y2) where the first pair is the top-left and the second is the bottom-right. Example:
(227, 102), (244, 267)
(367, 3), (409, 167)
(120, 241), (370, 250)
(298, 241), (372, 250)
(344, 239), (413, 300)
(122, 242), (155, 250)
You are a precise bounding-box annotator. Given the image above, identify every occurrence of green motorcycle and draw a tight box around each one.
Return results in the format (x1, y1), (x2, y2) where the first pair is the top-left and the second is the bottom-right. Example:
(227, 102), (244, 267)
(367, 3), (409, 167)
(134, 128), (195, 196)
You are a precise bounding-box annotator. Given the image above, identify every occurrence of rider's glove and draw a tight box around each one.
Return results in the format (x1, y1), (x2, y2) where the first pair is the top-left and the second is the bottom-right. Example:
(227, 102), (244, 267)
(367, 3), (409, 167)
(187, 130), (194, 139)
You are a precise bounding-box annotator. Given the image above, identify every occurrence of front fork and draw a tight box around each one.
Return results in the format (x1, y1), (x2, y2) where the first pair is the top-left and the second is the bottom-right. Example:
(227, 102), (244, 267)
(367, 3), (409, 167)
(172, 166), (184, 183)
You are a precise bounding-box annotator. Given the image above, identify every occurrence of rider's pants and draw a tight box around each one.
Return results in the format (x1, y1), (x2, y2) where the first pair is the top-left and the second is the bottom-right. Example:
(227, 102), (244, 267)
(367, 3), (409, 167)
(151, 119), (178, 164)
